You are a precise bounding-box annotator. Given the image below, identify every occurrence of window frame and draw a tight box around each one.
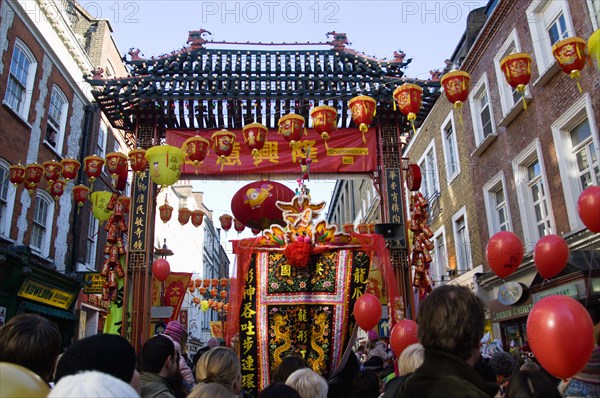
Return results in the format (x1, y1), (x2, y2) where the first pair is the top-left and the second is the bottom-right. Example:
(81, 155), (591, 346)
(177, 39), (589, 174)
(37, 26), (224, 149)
(4, 39), (37, 121)
(586, 0), (600, 30)
(430, 226), (448, 285)
(0, 160), (17, 240)
(417, 141), (440, 202)
(441, 112), (461, 184)
(45, 85), (69, 154)
(551, 93), (600, 231)
(452, 206), (472, 273)
(483, 171), (513, 237)
(30, 190), (54, 258)
(86, 211), (98, 268)
(98, 121), (108, 159)
(469, 73), (497, 147)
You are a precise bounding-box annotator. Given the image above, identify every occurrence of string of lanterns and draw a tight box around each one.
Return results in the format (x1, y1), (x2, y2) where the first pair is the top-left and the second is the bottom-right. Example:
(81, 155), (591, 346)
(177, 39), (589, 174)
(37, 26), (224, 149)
(188, 277), (230, 313)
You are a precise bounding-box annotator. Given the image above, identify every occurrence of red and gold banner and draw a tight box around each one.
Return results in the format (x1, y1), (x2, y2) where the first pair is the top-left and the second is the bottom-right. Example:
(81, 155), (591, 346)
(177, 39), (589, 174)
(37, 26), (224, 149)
(166, 127), (376, 177)
(151, 272), (193, 321)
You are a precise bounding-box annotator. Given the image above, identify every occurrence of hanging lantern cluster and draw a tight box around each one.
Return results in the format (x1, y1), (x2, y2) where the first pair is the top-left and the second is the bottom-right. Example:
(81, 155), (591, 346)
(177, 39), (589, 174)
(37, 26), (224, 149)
(91, 191), (116, 222)
(440, 71), (471, 124)
(159, 200), (174, 223)
(83, 155), (105, 187)
(408, 191), (435, 298)
(145, 145), (185, 188)
(128, 148), (148, 174)
(105, 152), (128, 188)
(73, 185), (90, 208)
(178, 207), (191, 225)
(242, 122), (268, 160)
(61, 158), (81, 181)
(182, 136), (210, 174)
(278, 114), (306, 146)
(9, 164), (26, 187)
(219, 214), (233, 231)
(310, 105), (338, 149)
(211, 129), (237, 171)
(189, 277), (230, 313)
(191, 210), (205, 227)
(348, 95), (377, 143)
(393, 83), (423, 134)
(100, 194), (128, 302)
(499, 52), (532, 109)
(24, 163), (43, 195)
(552, 37), (589, 93)
(233, 218), (245, 234)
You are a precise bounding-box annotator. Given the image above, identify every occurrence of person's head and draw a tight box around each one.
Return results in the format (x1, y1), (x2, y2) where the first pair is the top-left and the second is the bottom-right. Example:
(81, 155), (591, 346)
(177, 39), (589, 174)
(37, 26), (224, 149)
(272, 355), (310, 384)
(140, 334), (178, 377)
(286, 368), (328, 398)
(55, 333), (139, 391)
(0, 313), (61, 382)
(196, 346), (241, 393)
(207, 337), (220, 348)
(505, 369), (561, 398)
(397, 343), (425, 376)
(188, 382), (239, 398)
(48, 371), (139, 398)
(349, 369), (380, 398)
(417, 285), (485, 360)
(490, 350), (517, 378)
(164, 321), (184, 344)
(258, 383), (301, 398)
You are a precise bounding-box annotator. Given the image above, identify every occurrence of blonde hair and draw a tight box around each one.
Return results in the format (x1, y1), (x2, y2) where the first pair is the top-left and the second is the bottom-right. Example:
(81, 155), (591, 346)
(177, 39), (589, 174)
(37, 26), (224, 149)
(195, 347), (241, 392)
(397, 343), (425, 376)
(285, 368), (328, 398)
(188, 382), (238, 398)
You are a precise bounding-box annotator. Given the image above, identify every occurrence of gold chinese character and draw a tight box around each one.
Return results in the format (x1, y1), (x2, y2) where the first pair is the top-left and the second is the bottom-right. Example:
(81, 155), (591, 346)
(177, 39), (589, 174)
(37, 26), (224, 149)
(352, 287), (364, 299)
(243, 286), (256, 301)
(298, 308), (307, 322)
(241, 355), (255, 371)
(242, 374), (256, 389)
(242, 335), (253, 354)
(280, 264), (291, 277)
(241, 303), (257, 319)
(241, 321), (255, 335)
(353, 268), (367, 284)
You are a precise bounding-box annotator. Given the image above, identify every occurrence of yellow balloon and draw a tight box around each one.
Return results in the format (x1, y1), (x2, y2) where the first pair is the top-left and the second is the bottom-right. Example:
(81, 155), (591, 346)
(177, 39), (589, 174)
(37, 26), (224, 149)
(91, 191), (114, 222)
(589, 29), (600, 71)
(0, 362), (50, 398)
(145, 145), (185, 187)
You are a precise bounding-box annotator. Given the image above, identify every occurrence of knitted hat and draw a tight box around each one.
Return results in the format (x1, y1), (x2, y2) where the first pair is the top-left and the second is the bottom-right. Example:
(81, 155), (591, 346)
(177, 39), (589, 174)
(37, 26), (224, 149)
(55, 334), (136, 384)
(207, 337), (220, 348)
(48, 371), (139, 398)
(164, 321), (184, 343)
(490, 350), (516, 376)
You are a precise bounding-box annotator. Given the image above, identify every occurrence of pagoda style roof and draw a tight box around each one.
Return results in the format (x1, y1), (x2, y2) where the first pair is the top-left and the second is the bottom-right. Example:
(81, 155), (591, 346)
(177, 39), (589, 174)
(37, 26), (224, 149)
(87, 34), (441, 134)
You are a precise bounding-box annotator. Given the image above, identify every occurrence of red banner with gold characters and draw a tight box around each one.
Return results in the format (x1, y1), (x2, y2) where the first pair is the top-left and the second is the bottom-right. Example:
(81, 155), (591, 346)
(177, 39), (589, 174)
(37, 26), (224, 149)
(151, 272), (193, 321)
(166, 127), (377, 177)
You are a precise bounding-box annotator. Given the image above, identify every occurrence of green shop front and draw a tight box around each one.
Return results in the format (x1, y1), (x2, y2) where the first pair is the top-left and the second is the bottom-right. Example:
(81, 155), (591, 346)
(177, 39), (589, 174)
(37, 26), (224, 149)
(0, 246), (81, 346)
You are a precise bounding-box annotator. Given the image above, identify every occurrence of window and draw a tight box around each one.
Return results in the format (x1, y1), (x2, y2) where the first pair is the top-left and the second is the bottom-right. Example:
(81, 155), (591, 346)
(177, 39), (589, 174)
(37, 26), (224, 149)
(441, 113), (460, 183)
(418, 142), (439, 201)
(527, 0), (575, 77)
(98, 122), (108, 158)
(495, 30), (527, 116)
(483, 172), (513, 236)
(587, 1), (600, 30)
(4, 40), (37, 120)
(452, 207), (471, 273)
(30, 191), (54, 257)
(513, 140), (555, 247)
(86, 212), (98, 267)
(469, 74), (496, 147)
(551, 94), (600, 230)
(45, 86), (68, 153)
(0, 161), (17, 239)
(430, 227), (447, 284)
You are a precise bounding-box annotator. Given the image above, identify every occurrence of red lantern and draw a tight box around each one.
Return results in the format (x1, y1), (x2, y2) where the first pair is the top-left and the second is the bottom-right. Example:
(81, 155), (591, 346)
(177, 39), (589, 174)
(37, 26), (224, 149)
(251, 228), (260, 235)
(486, 231), (524, 279)
(220, 290), (228, 299)
(219, 214), (233, 231)
(534, 234), (569, 279)
(8, 164), (26, 187)
(348, 95), (377, 143)
(231, 181), (296, 230)
(152, 258), (171, 282)
(577, 185), (600, 233)
(357, 223), (369, 234)
(211, 129), (236, 170)
(440, 70), (471, 124)
(72, 185), (90, 207)
(233, 218), (245, 233)
(61, 158), (81, 181)
(552, 37), (588, 93)
(105, 152), (128, 187)
(242, 122), (268, 159)
(159, 202), (173, 223)
(83, 155), (105, 185)
(278, 114), (306, 146)
(527, 296), (594, 379)
(220, 278), (228, 287)
(406, 164), (422, 191)
(190, 210), (205, 227)
(310, 105), (337, 149)
(182, 135), (210, 174)
(42, 160), (62, 182)
(353, 293), (382, 331)
(393, 83), (423, 134)
(128, 148), (148, 174)
(500, 52), (532, 109)
(203, 279), (211, 288)
(48, 179), (66, 200)
(390, 319), (419, 357)
(24, 163), (44, 194)
(117, 196), (130, 215)
(343, 224), (355, 234)
(178, 208), (191, 225)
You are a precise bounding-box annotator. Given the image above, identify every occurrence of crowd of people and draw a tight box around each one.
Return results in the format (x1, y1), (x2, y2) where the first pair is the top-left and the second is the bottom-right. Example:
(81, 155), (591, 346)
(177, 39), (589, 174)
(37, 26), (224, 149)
(1, 285), (599, 398)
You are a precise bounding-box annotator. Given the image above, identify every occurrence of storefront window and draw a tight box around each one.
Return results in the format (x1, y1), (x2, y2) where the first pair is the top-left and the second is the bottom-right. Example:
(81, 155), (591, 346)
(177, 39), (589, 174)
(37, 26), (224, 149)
(502, 322), (526, 356)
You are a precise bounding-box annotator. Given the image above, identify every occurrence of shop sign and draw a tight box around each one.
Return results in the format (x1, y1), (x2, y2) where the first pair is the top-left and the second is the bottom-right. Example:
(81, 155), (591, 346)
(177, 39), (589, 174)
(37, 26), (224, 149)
(83, 273), (105, 294)
(532, 280), (585, 303)
(87, 294), (109, 310)
(498, 282), (524, 305)
(492, 303), (533, 322)
(17, 279), (75, 310)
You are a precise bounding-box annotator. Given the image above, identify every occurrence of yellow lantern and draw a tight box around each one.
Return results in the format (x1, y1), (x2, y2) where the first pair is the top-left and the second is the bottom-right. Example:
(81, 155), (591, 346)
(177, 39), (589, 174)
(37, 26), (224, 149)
(91, 191), (114, 222)
(589, 29), (600, 71)
(145, 145), (185, 187)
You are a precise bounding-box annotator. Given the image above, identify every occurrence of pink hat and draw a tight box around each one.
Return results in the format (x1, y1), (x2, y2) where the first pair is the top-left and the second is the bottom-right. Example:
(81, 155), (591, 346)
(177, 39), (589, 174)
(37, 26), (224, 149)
(164, 321), (184, 342)
(368, 329), (378, 341)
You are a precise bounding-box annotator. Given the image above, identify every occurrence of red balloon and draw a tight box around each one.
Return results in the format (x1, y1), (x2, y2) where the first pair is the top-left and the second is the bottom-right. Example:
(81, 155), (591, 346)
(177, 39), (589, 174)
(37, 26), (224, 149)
(152, 258), (171, 282)
(231, 181), (295, 230)
(533, 235), (569, 279)
(354, 293), (382, 331)
(390, 319), (419, 357)
(527, 295), (594, 379)
(577, 186), (600, 233)
(485, 231), (524, 279)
